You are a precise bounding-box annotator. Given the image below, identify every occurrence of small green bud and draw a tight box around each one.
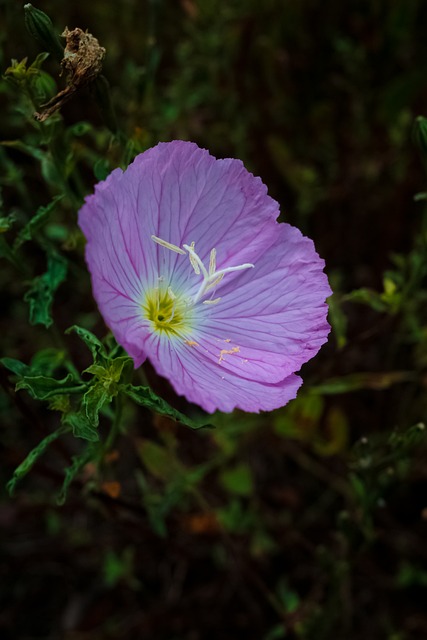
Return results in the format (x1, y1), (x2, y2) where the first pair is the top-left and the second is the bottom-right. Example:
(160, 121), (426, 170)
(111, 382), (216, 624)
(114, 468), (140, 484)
(24, 4), (64, 62)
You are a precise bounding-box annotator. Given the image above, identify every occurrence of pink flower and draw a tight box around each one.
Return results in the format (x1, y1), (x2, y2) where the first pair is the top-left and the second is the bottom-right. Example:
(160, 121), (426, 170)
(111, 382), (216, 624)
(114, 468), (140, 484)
(78, 141), (331, 413)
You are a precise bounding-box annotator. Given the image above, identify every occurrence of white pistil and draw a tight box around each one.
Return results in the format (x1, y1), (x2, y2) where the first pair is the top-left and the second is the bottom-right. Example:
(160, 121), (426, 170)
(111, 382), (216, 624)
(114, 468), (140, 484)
(192, 259), (253, 304)
(151, 235), (186, 255)
(152, 236), (254, 307)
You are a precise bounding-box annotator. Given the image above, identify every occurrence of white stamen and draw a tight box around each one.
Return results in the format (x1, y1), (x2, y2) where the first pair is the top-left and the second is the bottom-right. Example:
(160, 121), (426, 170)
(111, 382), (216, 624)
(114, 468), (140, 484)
(188, 241), (201, 275)
(151, 234), (255, 309)
(183, 243), (209, 280)
(209, 248), (216, 275)
(151, 235), (186, 255)
(205, 273), (224, 291)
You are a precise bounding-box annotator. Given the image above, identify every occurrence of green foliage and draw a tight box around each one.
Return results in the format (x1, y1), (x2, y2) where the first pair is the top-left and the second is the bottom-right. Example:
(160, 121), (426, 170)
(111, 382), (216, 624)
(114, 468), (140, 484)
(6, 424), (70, 496)
(24, 3), (64, 62)
(103, 547), (137, 588)
(56, 444), (96, 505)
(66, 325), (108, 364)
(123, 383), (211, 430)
(1, 2), (427, 637)
(219, 462), (254, 496)
(14, 195), (63, 249)
(24, 250), (67, 327)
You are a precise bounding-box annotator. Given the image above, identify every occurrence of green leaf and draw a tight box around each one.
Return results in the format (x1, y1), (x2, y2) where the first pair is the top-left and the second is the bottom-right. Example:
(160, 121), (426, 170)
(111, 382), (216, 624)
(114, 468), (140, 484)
(344, 288), (389, 313)
(63, 409), (99, 442)
(30, 347), (66, 376)
(16, 372), (83, 400)
(29, 51), (50, 70)
(93, 157), (111, 181)
(310, 371), (413, 395)
(137, 440), (177, 481)
(0, 213), (16, 233)
(84, 356), (133, 386)
(66, 325), (108, 363)
(1, 357), (32, 377)
(7, 424), (70, 495)
(24, 251), (67, 327)
(82, 356), (134, 427)
(220, 463), (254, 497)
(2, 354), (84, 400)
(123, 383), (212, 430)
(327, 293), (347, 349)
(14, 195), (63, 249)
(103, 548), (135, 588)
(216, 499), (252, 533)
(56, 445), (95, 505)
(83, 383), (109, 427)
(0, 235), (22, 270)
(0, 139), (44, 161)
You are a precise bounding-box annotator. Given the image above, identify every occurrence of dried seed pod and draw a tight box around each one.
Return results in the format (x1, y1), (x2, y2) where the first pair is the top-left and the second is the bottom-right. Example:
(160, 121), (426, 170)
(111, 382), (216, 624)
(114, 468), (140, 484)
(34, 27), (105, 122)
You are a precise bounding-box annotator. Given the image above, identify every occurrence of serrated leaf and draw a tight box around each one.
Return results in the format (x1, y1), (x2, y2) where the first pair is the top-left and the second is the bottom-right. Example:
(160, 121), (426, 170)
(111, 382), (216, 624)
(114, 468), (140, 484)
(123, 383), (212, 430)
(16, 372), (83, 400)
(14, 195), (63, 249)
(2, 351), (68, 379)
(63, 409), (99, 442)
(24, 251), (67, 327)
(7, 424), (70, 496)
(2, 353), (83, 401)
(84, 356), (133, 386)
(66, 325), (108, 363)
(82, 356), (133, 427)
(83, 383), (109, 427)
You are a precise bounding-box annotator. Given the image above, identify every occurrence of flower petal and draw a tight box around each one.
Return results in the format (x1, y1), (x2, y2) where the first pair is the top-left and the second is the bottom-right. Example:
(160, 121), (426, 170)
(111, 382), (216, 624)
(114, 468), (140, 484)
(79, 141), (331, 413)
(113, 141), (279, 291)
(145, 334), (303, 413)
(198, 222), (331, 382)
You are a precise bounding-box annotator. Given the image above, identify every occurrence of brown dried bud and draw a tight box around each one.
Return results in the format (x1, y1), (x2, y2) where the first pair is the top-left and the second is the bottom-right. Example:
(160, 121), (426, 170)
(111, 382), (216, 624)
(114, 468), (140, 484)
(34, 27), (105, 122)
(61, 27), (105, 87)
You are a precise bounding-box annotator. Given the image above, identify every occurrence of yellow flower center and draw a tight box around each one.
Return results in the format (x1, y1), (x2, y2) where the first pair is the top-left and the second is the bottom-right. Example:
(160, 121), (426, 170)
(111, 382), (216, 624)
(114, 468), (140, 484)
(142, 287), (191, 336)
(144, 235), (254, 338)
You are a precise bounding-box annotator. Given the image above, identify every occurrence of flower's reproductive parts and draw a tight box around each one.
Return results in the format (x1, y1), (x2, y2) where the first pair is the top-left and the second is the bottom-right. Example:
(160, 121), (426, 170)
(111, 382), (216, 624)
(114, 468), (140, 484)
(143, 234), (254, 339)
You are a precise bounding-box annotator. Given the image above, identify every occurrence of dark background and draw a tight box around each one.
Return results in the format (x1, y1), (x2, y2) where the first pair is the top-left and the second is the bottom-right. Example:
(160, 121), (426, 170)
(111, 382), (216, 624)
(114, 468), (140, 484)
(1, 1), (427, 638)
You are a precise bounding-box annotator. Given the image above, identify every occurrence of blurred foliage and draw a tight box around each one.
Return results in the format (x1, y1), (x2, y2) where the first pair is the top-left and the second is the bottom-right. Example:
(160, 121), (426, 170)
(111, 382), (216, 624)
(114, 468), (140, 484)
(1, 1), (427, 639)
